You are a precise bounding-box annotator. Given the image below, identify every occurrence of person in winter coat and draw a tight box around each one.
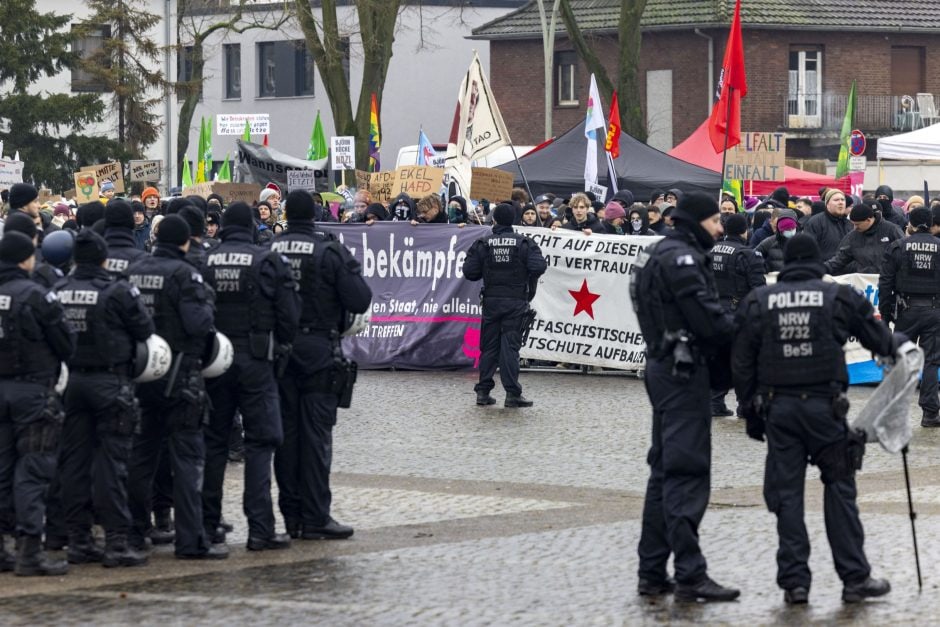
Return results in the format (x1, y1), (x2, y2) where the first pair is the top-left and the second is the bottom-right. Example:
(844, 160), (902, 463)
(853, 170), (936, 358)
(534, 195), (557, 228)
(447, 196), (471, 224)
(802, 189), (851, 260)
(647, 205), (668, 233)
(520, 205), (538, 226)
(131, 202), (150, 251)
(390, 193), (416, 222)
(625, 205), (657, 236)
(874, 185), (908, 230)
(748, 201), (786, 247)
(414, 194), (448, 224)
(555, 193), (602, 234)
(825, 201), (903, 275)
(756, 214), (800, 272)
(598, 202), (626, 234)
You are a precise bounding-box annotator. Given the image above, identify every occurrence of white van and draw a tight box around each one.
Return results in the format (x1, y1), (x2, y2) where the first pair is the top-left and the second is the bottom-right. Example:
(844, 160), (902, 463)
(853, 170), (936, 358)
(395, 144), (535, 169)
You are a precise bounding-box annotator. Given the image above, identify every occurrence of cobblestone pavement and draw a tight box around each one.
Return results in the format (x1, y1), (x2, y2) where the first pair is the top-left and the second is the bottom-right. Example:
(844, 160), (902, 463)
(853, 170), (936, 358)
(2, 370), (940, 625)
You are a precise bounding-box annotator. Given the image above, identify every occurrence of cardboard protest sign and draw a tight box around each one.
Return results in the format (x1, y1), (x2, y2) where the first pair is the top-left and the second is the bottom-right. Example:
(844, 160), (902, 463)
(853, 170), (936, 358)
(287, 169), (318, 193)
(367, 170), (397, 204)
(129, 160), (162, 182)
(724, 132), (786, 182)
(470, 167), (514, 202)
(80, 161), (125, 192)
(182, 182), (214, 199)
(212, 182), (261, 204)
(395, 166), (444, 199)
(73, 171), (98, 204)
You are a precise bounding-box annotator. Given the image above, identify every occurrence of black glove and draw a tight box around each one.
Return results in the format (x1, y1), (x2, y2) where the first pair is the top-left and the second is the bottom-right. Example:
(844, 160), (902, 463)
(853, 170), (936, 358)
(879, 309), (894, 325)
(741, 402), (765, 442)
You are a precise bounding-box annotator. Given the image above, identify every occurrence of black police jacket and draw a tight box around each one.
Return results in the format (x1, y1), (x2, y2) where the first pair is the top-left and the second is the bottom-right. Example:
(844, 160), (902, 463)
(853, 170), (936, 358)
(0, 263), (75, 377)
(733, 261), (897, 402)
(127, 244), (214, 356)
(104, 228), (148, 277)
(825, 215), (903, 275)
(463, 225), (547, 301)
(711, 235), (766, 310)
(878, 229), (940, 320)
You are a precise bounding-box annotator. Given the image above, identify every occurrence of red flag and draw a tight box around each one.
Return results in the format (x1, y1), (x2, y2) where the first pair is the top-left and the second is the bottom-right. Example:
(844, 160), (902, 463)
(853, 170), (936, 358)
(605, 91), (621, 159)
(263, 134), (269, 147)
(708, 0), (747, 153)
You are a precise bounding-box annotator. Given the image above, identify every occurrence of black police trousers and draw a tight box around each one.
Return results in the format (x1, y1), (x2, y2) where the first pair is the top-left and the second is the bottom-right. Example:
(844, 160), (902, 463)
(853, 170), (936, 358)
(763, 395), (870, 589)
(474, 297), (528, 397)
(274, 372), (337, 528)
(0, 379), (58, 538)
(204, 349), (283, 540)
(637, 357), (711, 585)
(895, 306), (940, 417)
(60, 372), (137, 540)
(128, 370), (208, 556)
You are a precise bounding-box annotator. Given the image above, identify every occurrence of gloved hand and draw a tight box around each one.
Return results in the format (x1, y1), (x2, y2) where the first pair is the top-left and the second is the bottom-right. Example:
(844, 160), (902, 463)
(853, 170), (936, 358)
(741, 401), (765, 442)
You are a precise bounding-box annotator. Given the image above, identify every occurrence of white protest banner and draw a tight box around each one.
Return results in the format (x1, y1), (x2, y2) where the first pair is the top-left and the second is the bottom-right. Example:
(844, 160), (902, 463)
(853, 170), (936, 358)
(0, 158), (24, 187)
(331, 136), (356, 170)
(79, 161), (125, 193)
(129, 159), (162, 182)
(287, 169), (318, 193)
(724, 132), (786, 182)
(519, 228), (659, 371)
(217, 113), (270, 136)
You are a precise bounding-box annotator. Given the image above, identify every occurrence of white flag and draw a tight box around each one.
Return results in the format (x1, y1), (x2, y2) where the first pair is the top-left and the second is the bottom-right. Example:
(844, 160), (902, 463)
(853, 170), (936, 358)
(584, 74), (606, 189)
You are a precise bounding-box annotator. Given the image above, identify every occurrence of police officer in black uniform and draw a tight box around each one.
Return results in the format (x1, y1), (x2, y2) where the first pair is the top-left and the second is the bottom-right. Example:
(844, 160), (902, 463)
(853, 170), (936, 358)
(710, 213), (766, 416)
(272, 190), (372, 540)
(879, 206), (940, 427)
(630, 191), (738, 602)
(57, 230), (155, 567)
(103, 199), (147, 276)
(733, 234), (900, 604)
(462, 203), (546, 407)
(202, 202), (300, 550)
(179, 206), (214, 274)
(0, 231), (75, 576)
(125, 216), (225, 559)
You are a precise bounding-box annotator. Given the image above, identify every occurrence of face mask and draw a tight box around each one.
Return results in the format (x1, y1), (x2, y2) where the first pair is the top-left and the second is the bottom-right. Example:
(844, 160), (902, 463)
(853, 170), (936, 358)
(781, 229), (796, 239)
(631, 219), (643, 231)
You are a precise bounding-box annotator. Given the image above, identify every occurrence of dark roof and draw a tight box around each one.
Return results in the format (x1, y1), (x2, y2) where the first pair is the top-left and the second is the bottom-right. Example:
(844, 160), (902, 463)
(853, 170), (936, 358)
(471, 0), (940, 39)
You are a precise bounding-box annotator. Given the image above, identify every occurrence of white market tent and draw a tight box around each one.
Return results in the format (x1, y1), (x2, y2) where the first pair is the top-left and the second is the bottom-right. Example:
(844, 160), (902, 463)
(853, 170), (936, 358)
(877, 122), (940, 160)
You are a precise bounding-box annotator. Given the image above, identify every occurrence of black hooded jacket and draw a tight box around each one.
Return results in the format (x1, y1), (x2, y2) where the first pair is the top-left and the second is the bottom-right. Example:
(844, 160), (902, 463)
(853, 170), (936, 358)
(824, 214), (904, 275)
(562, 211), (603, 233)
(390, 193), (416, 221)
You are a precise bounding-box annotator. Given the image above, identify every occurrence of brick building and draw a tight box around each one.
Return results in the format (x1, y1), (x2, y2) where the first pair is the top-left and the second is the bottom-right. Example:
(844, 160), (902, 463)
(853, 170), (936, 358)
(471, 0), (940, 161)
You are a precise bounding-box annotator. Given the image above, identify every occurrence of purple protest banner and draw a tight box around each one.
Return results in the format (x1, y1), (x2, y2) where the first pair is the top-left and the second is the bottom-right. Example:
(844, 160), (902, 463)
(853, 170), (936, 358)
(319, 222), (488, 369)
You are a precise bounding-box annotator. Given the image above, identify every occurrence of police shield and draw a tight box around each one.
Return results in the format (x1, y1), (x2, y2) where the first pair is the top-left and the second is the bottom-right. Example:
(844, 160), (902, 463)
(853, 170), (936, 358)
(850, 342), (923, 454)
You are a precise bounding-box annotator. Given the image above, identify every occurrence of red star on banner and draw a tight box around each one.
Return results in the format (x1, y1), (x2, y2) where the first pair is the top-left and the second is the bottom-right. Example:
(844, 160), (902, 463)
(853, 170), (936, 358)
(569, 279), (601, 319)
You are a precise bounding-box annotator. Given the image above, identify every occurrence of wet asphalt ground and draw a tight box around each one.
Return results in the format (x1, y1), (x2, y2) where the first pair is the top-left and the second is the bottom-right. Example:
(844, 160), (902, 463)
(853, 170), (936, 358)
(2, 369), (940, 625)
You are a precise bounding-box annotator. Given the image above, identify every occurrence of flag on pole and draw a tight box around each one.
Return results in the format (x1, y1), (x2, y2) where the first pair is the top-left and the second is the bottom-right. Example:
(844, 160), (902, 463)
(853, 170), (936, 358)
(369, 93), (381, 171)
(181, 157), (192, 187)
(202, 115), (213, 181)
(708, 0), (747, 153)
(263, 134), (269, 147)
(242, 120), (251, 142)
(584, 74), (606, 189)
(605, 91), (621, 159)
(195, 118), (207, 183)
(722, 178), (743, 210)
(217, 153), (231, 182)
(836, 80), (858, 179)
(307, 111), (328, 161)
(417, 129), (436, 166)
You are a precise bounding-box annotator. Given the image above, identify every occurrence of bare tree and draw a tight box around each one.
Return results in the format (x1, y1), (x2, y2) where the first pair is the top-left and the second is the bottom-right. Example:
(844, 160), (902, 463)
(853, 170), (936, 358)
(536, 0), (562, 141)
(559, 0), (647, 141)
(176, 0), (292, 180)
(295, 0), (402, 170)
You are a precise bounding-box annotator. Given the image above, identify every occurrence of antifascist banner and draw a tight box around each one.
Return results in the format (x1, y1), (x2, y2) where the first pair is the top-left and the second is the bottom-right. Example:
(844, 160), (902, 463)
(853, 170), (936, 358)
(520, 228), (657, 371)
(318, 223), (489, 370)
(235, 139), (329, 192)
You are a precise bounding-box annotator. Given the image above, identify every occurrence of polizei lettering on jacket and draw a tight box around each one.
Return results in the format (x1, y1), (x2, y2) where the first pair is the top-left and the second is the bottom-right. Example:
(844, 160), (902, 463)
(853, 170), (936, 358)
(105, 258), (129, 273)
(0, 295), (10, 311)
(766, 290), (823, 310)
(270, 240), (315, 255)
(128, 275), (165, 290)
(57, 290), (99, 305)
(207, 252), (253, 266)
(711, 243), (737, 256)
(906, 242), (939, 253)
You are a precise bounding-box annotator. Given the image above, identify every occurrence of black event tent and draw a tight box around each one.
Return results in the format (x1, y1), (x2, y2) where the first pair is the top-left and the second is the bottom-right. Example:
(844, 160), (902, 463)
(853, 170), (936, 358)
(497, 123), (722, 200)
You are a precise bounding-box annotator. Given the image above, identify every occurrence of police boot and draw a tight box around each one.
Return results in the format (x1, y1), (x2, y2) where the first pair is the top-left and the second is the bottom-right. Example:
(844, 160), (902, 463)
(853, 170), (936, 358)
(44, 533), (68, 551)
(637, 576), (676, 596)
(0, 535), (15, 572)
(66, 534), (105, 564)
(921, 413), (940, 428)
(476, 391), (496, 406)
(150, 509), (175, 545)
(302, 518), (354, 540)
(15, 535), (68, 577)
(102, 533), (149, 568)
(504, 394), (534, 408)
(842, 577), (890, 603)
(675, 576), (741, 602)
(285, 518), (302, 539)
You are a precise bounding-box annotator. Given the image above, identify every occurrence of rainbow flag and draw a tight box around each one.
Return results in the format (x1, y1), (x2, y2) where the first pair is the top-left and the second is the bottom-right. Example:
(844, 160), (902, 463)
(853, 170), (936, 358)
(369, 93), (381, 172)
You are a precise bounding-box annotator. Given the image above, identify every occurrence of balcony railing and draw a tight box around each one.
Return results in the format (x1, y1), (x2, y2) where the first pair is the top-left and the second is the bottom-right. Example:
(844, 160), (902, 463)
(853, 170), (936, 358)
(781, 93), (939, 132)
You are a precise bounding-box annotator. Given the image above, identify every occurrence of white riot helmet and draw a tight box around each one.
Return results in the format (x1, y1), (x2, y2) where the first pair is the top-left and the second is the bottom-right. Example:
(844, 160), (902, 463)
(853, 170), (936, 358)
(201, 332), (234, 378)
(341, 308), (372, 337)
(54, 362), (69, 395)
(133, 334), (172, 383)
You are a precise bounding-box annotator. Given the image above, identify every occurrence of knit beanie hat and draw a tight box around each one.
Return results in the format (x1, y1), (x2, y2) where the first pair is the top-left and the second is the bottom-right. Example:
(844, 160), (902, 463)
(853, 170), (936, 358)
(725, 213), (748, 236)
(285, 190), (316, 221)
(105, 199), (135, 229)
(784, 233), (821, 263)
(141, 187), (160, 202)
(73, 230), (108, 265)
(823, 189), (845, 205)
(223, 202), (254, 228)
(604, 201), (626, 221)
(100, 180), (115, 193)
(673, 191), (719, 223)
(3, 212), (37, 239)
(493, 203), (516, 226)
(849, 203), (874, 222)
(909, 206), (932, 229)
(259, 188), (280, 203)
(776, 217), (798, 233)
(0, 231), (34, 264)
(611, 189), (635, 208)
(178, 206), (206, 237)
(8, 183), (38, 210)
(77, 201), (106, 228)
(156, 215), (191, 246)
